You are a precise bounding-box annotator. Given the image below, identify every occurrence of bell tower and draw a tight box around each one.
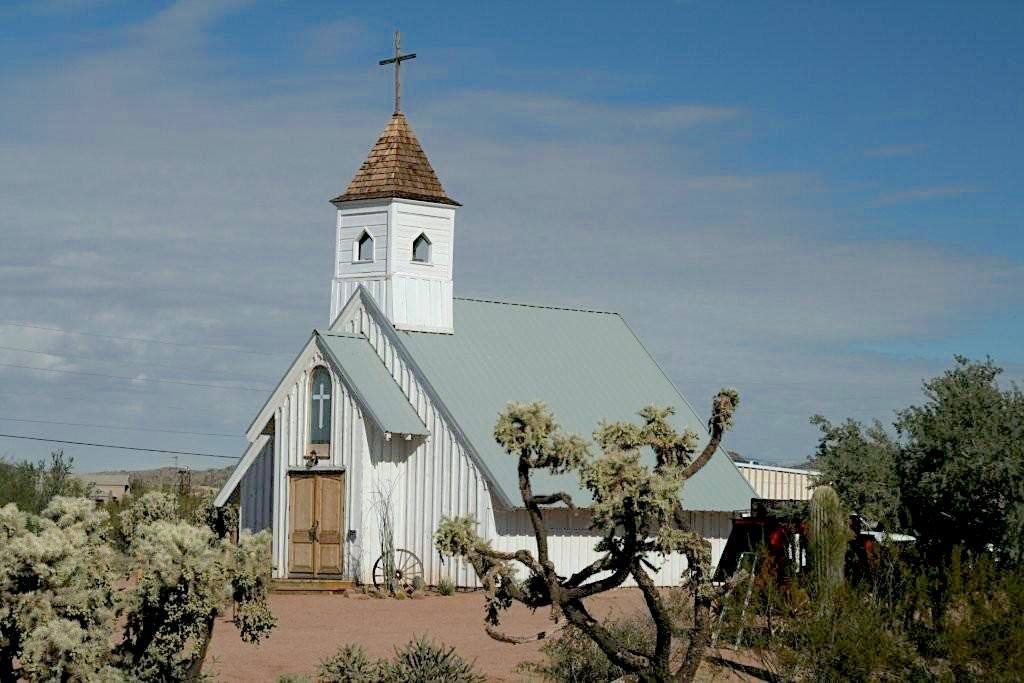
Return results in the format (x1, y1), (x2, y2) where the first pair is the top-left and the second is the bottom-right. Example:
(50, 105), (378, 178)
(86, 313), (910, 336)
(328, 112), (460, 333)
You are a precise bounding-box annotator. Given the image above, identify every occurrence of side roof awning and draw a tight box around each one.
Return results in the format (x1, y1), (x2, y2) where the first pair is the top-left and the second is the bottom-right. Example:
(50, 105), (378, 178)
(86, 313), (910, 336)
(316, 331), (428, 438)
(214, 434), (271, 508)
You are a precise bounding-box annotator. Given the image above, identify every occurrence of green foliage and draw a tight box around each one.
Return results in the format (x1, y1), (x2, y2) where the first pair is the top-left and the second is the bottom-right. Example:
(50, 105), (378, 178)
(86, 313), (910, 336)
(0, 450), (86, 514)
(807, 485), (850, 601)
(191, 491), (239, 538)
(935, 553), (1024, 681)
(118, 490), (179, 543)
(813, 356), (1024, 564)
(318, 643), (383, 682)
(0, 497), (120, 681)
(810, 415), (903, 528)
(436, 576), (455, 596)
(517, 616), (655, 683)
(0, 495), (275, 680)
(277, 675), (312, 683)
(493, 400), (590, 474)
(383, 635), (485, 683)
(768, 585), (929, 682)
(438, 392), (741, 681)
(727, 542), (1024, 683)
(317, 637), (484, 683)
(896, 356), (1024, 563)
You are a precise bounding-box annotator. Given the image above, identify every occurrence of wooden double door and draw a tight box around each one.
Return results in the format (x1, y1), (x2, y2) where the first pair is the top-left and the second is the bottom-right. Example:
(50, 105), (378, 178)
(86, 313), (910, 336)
(288, 473), (345, 576)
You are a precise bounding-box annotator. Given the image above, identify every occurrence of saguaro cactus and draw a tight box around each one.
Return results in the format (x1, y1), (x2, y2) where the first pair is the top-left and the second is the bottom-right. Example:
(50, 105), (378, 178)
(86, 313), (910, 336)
(807, 485), (849, 601)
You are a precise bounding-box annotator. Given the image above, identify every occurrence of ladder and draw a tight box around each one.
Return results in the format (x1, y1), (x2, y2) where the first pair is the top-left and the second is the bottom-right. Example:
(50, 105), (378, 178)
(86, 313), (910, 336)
(711, 551), (758, 649)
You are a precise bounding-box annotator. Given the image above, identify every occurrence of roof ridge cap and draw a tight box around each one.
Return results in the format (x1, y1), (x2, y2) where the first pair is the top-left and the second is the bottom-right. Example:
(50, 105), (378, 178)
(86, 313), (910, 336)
(454, 296), (619, 316)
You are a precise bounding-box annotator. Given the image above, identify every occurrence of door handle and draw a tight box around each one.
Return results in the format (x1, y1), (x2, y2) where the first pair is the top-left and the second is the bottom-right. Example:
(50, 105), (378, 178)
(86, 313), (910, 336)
(310, 520), (319, 542)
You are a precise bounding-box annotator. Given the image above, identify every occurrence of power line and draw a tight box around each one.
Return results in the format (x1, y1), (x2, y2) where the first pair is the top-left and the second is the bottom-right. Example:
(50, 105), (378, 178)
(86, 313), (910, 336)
(0, 433), (239, 460)
(0, 361), (272, 392)
(0, 321), (288, 357)
(0, 417), (241, 439)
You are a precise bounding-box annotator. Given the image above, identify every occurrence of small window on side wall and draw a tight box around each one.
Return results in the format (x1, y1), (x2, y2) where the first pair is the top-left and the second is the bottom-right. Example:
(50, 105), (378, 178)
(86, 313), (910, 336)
(356, 231), (374, 262)
(412, 233), (431, 263)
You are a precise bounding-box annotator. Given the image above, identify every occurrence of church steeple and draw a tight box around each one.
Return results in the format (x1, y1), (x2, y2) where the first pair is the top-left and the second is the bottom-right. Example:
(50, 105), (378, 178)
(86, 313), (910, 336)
(331, 113), (459, 207)
(328, 34), (458, 333)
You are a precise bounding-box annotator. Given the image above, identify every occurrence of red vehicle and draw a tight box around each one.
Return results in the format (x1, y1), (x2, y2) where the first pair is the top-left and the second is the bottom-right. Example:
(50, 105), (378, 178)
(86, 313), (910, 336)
(715, 499), (914, 582)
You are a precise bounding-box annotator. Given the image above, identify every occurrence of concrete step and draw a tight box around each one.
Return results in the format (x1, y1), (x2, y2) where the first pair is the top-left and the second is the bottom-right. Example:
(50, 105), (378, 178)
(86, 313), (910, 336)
(271, 578), (356, 593)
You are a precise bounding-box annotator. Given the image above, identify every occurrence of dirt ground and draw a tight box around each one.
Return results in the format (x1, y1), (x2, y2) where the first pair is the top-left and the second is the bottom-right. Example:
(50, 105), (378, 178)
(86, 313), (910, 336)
(205, 588), (764, 682)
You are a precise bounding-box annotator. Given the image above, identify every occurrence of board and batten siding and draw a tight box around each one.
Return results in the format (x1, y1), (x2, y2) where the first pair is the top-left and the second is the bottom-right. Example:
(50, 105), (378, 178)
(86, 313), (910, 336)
(330, 199), (456, 333)
(491, 509), (733, 585)
(339, 301), (492, 587)
(239, 439), (274, 534)
(737, 463), (819, 501)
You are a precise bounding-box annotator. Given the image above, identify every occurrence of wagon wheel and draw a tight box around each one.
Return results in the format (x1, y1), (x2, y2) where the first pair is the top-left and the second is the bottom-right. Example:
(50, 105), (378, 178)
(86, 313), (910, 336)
(373, 549), (424, 593)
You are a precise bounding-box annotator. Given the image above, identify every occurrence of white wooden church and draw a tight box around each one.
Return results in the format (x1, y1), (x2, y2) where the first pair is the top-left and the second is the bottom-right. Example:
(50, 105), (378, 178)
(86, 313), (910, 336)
(215, 90), (755, 589)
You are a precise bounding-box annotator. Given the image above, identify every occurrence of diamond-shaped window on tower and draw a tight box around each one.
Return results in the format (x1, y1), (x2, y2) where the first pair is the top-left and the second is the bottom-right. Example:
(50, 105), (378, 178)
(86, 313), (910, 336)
(412, 233), (431, 263)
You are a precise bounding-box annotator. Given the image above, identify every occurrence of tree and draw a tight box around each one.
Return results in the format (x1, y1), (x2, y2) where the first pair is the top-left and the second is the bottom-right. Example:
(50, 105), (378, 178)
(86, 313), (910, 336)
(808, 356), (1024, 565)
(809, 416), (902, 529)
(434, 390), (740, 683)
(0, 492), (275, 681)
(896, 356), (1024, 563)
(0, 450), (86, 514)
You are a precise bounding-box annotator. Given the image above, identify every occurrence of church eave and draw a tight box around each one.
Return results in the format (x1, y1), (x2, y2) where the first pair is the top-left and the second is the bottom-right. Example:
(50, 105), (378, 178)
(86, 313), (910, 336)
(330, 189), (461, 207)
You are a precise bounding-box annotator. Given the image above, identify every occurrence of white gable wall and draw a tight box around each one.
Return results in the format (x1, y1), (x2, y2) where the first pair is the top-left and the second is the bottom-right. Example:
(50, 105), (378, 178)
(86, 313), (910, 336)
(337, 298), (492, 587)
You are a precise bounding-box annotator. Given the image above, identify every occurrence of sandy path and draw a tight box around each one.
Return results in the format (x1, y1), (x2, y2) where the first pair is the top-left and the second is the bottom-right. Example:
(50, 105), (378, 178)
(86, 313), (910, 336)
(205, 589), (647, 682)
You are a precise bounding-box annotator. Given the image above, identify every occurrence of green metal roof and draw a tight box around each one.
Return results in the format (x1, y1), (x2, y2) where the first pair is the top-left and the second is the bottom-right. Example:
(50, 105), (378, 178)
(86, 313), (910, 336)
(317, 331), (428, 437)
(396, 298), (755, 511)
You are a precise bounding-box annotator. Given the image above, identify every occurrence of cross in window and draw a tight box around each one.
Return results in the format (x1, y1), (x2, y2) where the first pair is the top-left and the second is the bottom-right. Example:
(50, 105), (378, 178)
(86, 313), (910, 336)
(312, 380), (331, 430)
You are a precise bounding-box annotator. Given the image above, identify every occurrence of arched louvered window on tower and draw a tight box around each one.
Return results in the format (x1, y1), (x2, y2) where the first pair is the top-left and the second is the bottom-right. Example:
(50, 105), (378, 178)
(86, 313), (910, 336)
(309, 366), (332, 444)
(412, 232), (431, 263)
(356, 231), (374, 262)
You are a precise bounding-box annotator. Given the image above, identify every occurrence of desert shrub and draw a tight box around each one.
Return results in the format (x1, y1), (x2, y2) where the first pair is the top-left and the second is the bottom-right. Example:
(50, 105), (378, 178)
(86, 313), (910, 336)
(930, 554), (1024, 681)
(278, 675), (312, 683)
(318, 643), (382, 682)
(383, 635), (485, 683)
(437, 576), (455, 596)
(766, 585), (929, 682)
(191, 491), (238, 538)
(517, 615), (655, 683)
(317, 638), (482, 683)
(119, 490), (179, 543)
(0, 450), (86, 514)
(0, 496), (275, 681)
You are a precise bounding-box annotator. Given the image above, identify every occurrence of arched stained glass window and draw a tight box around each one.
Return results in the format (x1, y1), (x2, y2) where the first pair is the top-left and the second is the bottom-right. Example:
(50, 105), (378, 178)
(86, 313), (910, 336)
(412, 233), (431, 263)
(309, 366), (332, 444)
(357, 231), (374, 262)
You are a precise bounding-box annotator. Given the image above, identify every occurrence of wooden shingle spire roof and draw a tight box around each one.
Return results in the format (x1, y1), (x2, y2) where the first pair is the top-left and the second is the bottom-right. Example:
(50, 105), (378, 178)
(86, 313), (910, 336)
(331, 113), (459, 206)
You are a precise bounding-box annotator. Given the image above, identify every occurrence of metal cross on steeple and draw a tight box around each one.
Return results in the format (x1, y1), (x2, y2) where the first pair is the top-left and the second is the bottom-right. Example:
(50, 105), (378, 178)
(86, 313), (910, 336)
(379, 31), (416, 114)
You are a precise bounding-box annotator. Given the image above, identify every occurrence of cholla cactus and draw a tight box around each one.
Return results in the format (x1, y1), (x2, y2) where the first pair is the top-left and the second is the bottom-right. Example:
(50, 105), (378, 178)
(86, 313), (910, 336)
(807, 485), (850, 602)
(119, 490), (179, 543)
(0, 493), (275, 681)
(435, 389), (741, 682)
(0, 498), (119, 682)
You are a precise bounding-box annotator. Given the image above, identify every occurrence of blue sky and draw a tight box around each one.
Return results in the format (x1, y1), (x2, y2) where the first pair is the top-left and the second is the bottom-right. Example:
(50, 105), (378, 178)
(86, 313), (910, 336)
(0, 0), (1021, 473)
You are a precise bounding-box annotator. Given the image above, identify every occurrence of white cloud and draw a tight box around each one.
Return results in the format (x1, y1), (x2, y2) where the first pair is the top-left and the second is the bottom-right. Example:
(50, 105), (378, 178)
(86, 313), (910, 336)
(0, 2), (1019, 469)
(872, 185), (978, 206)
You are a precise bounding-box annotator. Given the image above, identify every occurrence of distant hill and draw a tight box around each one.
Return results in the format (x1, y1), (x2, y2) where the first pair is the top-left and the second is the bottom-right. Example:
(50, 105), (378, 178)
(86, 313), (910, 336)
(82, 465), (234, 489)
